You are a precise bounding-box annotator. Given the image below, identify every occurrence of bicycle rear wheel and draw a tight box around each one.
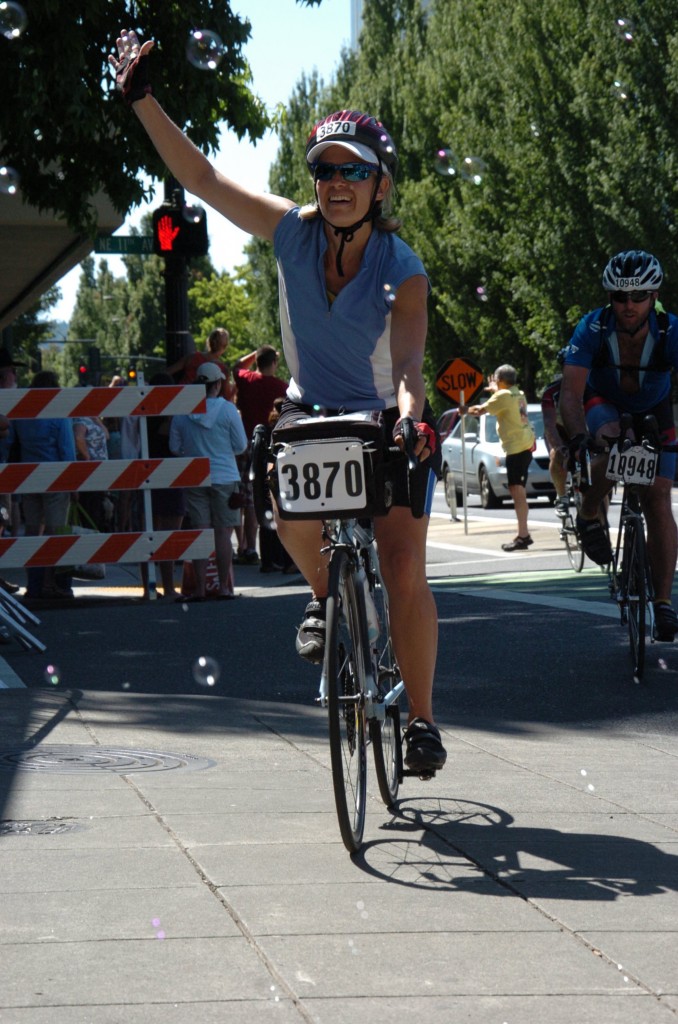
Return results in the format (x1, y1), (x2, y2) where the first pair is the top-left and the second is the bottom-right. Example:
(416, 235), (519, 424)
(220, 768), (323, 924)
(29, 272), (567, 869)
(562, 514), (584, 572)
(326, 550), (367, 852)
(623, 522), (647, 683)
(368, 573), (402, 807)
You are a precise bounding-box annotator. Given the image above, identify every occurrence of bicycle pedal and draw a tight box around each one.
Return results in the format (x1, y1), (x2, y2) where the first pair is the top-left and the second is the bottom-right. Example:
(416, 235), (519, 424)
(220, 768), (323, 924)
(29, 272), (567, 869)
(402, 768), (437, 780)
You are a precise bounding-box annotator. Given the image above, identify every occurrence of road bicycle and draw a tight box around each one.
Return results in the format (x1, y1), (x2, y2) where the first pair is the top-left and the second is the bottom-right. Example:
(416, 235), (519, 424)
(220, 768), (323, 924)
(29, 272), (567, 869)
(558, 464), (585, 572)
(251, 412), (435, 853)
(606, 414), (675, 684)
(558, 453), (612, 574)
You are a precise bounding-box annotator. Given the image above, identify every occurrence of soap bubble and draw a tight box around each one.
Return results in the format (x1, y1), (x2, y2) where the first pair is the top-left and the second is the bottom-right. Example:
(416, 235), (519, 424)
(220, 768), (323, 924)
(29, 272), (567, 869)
(192, 655), (220, 687)
(0, 1), (27, 40)
(614, 17), (636, 43)
(43, 663), (61, 686)
(460, 156), (487, 185)
(383, 283), (396, 304)
(530, 122), (541, 138)
(475, 285), (489, 303)
(434, 148), (457, 177)
(613, 79), (631, 102)
(0, 166), (20, 196)
(186, 29), (225, 71)
(182, 203), (205, 225)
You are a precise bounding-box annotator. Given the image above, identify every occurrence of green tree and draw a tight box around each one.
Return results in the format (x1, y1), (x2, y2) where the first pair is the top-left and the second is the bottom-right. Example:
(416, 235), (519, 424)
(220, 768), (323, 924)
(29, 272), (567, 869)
(340, 0), (678, 401)
(188, 265), (256, 359)
(6, 286), (63, 381)
(0, 1), (322, 234)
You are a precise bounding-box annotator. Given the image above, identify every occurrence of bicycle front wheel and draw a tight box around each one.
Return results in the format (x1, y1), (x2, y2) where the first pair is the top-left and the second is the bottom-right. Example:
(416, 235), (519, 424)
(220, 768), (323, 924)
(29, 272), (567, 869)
(368, 575), (402, 807)
(624, 522), (647, 683)
(326, 550), (367, 852)
(562, 514), (585, 572)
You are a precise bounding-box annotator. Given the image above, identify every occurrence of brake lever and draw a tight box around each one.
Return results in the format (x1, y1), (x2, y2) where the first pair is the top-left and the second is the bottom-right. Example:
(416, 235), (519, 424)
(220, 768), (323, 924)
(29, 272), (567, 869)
(399, 416), (419, 473)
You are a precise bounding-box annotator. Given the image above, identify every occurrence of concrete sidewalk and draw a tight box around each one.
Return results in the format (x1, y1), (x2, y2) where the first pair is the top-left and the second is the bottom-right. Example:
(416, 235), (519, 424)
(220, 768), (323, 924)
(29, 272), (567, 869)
(1, 682), (677, 1022)
(1, 508), (678, 1021)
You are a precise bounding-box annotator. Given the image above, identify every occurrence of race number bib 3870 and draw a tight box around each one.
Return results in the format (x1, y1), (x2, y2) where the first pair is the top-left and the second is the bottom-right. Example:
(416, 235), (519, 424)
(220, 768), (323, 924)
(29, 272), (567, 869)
(277, 440), (367, 514)
(605, 443), (657, 485)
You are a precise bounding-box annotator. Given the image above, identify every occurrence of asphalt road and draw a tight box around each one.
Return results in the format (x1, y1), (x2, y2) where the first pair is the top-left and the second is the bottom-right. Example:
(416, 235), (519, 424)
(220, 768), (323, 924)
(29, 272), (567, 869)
(2, 484), (677, 735)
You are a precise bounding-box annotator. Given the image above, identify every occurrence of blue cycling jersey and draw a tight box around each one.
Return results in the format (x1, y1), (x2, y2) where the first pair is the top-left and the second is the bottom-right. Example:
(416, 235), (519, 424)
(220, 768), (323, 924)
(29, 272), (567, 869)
(564, 306), (678, 413)
(273, 207), (428, 412)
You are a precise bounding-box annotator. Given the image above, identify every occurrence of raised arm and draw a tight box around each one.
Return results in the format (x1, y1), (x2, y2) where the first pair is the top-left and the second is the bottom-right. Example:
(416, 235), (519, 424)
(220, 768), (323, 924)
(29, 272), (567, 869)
(109, 31), (295, 242)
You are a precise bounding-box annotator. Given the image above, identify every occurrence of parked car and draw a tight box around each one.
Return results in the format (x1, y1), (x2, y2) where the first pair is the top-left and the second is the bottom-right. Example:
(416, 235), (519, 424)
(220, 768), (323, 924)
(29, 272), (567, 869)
(436, 408), (460, 444)
(440, 404), (555, 509)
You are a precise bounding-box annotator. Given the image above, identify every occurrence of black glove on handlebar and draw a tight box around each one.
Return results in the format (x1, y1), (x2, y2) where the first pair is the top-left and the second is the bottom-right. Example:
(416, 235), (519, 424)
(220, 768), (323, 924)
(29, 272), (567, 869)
(568, 433), (594, 459)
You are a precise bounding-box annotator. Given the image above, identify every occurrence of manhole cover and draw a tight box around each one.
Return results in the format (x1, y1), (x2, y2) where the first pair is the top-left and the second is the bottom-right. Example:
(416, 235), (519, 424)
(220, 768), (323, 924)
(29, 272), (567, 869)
(0, 745), (215, 774)
(0, 818), (82, 836)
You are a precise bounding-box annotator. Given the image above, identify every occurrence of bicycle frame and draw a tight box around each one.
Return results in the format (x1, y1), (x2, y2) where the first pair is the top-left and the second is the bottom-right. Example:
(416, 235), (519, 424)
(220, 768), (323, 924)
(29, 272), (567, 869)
(611, 482), (655, 636)
(316, 516), (406, 722)
(606, 426), (663, 683)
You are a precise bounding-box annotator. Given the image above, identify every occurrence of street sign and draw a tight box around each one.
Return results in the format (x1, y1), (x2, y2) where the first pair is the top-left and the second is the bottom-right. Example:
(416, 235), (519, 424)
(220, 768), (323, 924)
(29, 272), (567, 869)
(94, 235), (154, 255)
(435, 356), (485, 406)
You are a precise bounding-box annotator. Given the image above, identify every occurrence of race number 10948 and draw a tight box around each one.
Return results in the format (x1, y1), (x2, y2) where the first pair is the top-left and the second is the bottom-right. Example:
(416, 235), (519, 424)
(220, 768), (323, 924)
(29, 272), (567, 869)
(605, 443), (658, 486)
(277, 440), (367, 514)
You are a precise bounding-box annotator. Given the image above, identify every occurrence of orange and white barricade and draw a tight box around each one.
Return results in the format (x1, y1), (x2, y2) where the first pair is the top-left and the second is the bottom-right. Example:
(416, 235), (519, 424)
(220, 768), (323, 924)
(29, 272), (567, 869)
(0, 384), (215, 571)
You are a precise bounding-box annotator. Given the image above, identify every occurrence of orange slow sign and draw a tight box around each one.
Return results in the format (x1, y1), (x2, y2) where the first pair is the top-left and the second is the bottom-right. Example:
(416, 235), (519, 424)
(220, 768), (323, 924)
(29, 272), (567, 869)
(435, 357), (485, 406)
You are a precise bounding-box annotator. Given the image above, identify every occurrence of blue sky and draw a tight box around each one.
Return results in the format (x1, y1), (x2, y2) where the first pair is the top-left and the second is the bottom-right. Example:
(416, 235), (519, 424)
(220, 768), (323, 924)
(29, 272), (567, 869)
(52, 0), (351, 321)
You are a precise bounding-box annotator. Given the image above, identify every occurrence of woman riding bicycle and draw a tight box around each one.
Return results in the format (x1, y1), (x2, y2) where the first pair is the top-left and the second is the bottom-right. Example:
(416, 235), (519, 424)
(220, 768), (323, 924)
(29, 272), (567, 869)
(110, 31), (446, 773)
(560, 249), (678, 641)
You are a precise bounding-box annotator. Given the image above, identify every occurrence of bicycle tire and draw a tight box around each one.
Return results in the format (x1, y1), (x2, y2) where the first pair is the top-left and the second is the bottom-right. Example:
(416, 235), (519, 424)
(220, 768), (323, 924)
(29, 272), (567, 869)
(562, 514), (585, 572)
(326, 549), (367, 852)
(624, 522), (647, 683)
(368, 573), (402, 806)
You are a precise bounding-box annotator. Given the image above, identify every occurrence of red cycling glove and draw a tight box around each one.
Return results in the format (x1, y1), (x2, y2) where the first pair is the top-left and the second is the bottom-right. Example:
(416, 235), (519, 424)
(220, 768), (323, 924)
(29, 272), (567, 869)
(392, 418), (437, 456)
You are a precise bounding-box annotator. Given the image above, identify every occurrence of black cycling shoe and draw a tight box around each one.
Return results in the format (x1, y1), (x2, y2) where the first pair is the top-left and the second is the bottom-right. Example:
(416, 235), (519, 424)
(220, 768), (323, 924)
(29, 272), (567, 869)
(295, 598), (327, 664)
(576, 515), (612, 565)
(403, 718), (447, 772)
(654, 602), (678, 642)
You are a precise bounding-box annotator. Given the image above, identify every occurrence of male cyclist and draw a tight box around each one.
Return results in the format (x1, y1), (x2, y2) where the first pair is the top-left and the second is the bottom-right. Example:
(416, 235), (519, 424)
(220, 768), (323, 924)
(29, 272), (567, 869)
(560, 249), (678, 641)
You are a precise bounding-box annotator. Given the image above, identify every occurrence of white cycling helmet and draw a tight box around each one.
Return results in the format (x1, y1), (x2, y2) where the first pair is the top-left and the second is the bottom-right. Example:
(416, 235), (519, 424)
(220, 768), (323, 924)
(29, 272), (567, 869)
(602, 250), (663, 291)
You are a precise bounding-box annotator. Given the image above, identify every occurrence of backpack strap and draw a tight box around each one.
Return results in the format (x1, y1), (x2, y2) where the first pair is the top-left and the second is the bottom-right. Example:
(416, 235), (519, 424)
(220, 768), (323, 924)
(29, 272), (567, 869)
(591, 305), (670, 371)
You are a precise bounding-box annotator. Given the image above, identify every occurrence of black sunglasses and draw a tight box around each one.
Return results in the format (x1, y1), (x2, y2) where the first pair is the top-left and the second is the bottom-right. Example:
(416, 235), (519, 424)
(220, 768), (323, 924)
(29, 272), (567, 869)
(313, 161), (376, 182)
(611, 290), (652, 303)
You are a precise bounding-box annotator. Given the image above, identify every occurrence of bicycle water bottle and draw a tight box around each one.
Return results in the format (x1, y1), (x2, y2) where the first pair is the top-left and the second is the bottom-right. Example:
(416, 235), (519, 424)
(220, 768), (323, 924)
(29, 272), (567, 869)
(358, 567), (380, 643)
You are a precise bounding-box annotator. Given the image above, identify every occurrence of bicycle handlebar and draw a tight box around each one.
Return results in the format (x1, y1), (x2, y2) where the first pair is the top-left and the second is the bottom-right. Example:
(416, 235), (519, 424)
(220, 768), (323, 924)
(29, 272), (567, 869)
(398, 416), (419, 473)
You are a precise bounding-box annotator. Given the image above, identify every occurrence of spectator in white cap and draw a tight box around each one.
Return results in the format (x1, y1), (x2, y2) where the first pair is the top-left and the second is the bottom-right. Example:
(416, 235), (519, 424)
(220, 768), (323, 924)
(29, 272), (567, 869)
(169, 360), (247, 600)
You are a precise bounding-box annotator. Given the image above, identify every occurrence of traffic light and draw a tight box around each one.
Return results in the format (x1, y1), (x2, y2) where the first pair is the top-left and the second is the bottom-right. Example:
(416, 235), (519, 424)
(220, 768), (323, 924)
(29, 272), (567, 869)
(152, 203), (208, 258)
(88, 346), (101, 386)
(127, 362), (137, 383)
(78, 363), (88, 386)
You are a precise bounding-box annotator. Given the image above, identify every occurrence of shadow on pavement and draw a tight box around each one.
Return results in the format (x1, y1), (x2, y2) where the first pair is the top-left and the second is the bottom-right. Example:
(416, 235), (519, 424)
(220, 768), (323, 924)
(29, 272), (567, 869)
(354, 795), (678, 901)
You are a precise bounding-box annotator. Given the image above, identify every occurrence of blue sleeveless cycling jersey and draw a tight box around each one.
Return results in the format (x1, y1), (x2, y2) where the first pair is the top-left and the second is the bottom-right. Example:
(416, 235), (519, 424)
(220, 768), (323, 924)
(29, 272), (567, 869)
(565, 306), (678, 412)
(273, 207), (428, 411)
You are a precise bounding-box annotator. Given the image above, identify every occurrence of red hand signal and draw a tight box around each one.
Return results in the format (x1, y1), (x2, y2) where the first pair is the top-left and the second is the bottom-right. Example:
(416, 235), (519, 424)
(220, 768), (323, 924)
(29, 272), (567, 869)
(156, 215), (180, 251)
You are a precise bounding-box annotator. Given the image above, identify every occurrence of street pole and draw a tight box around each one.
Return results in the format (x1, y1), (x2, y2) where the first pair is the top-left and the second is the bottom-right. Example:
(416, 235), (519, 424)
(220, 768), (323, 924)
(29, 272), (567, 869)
(162, 178), (195, 368)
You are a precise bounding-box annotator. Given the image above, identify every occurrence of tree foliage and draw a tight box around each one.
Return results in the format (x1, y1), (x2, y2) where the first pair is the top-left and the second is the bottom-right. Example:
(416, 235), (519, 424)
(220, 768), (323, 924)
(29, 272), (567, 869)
(262, 0), (678, 404)
(0, 1), (278, 233)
